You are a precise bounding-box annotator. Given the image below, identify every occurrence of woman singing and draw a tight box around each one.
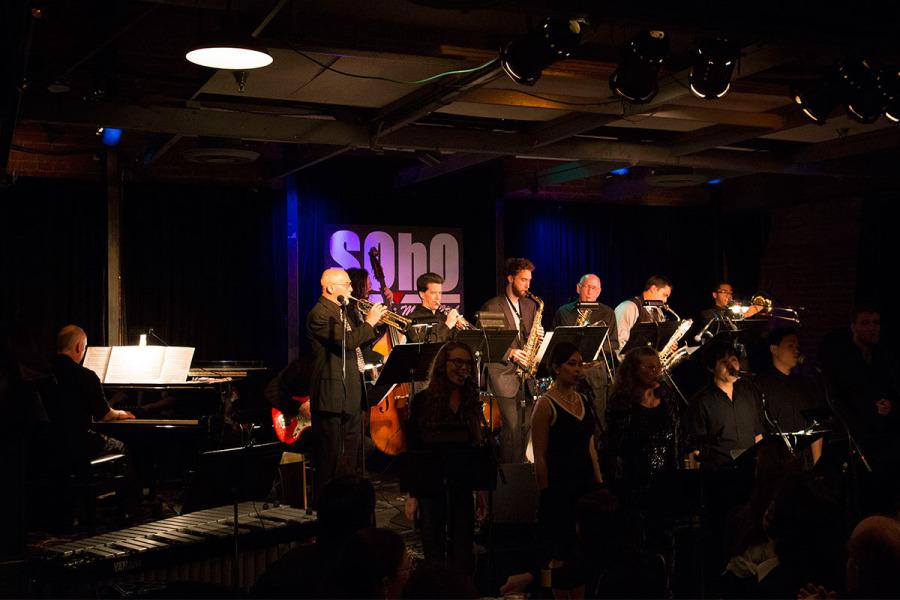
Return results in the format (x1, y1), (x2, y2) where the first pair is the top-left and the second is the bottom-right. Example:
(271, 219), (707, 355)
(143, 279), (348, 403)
(403, 342), (491, 576)
(531, 342), (603, 597)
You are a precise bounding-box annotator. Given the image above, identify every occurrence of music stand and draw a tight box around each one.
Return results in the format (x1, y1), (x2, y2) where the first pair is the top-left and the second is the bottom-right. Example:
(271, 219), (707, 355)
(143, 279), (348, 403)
(537, 326), (609, 378)
(622, 321), (681, 354)
(181, 441), (284, 590)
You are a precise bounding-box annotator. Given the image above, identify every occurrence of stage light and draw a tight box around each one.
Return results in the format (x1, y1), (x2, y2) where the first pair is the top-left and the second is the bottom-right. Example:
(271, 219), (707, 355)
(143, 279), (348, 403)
(839, 59), (887, 124)
(689, 38), (738, 99)
(500, 18), (583, 86)
(885, 70), (900, 123)
(609, 30), (669, 104)
(706, 178), (723, 185)
(610, 167), (630, 175)
(186, 42), (273, 70)
(99, 127), (122, 147)
(793, 73), (841, 124)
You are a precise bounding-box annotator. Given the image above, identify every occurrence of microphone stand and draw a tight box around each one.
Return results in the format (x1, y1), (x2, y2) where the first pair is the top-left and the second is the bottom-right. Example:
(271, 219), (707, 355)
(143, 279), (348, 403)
(742, 370), (794, 455)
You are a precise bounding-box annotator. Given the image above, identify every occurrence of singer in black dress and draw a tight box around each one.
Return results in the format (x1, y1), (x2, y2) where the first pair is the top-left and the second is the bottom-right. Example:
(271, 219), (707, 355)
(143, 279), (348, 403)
(531, 342), (603, 594)
(403, 342), (491, 576)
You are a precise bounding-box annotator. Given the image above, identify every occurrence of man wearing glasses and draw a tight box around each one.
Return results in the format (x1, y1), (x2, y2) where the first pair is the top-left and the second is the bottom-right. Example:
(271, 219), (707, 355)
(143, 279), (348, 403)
(699, 282), (761, 326)
(307, 268), (387, 501)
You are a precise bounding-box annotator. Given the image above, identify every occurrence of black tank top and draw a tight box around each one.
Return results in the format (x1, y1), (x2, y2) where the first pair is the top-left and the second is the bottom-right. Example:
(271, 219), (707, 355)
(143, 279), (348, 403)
(545, 392), (596, 491)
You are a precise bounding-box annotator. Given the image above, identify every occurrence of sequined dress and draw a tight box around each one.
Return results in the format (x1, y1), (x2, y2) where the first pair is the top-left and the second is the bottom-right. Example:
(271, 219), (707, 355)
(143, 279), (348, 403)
(607, 399), (678, 493)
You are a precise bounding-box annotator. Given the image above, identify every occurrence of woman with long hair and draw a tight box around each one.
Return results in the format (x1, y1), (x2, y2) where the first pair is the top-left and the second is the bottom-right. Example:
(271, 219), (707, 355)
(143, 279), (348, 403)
(403, 341), (490, 576)
(531, 341), (603, 598)
(606, 346), (679, 494)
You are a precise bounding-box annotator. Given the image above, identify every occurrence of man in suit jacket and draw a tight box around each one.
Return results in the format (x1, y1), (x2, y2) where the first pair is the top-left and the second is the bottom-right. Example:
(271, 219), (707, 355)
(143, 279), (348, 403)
(479, 257), (541, 463)
(306, 268), (386, 501)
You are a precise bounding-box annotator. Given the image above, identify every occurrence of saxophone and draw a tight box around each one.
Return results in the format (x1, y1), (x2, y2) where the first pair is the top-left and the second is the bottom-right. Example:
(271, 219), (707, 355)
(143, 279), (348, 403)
(515, 292), (545, 381)
(659, 318), (693, 371)
(575, 307), (591, 326)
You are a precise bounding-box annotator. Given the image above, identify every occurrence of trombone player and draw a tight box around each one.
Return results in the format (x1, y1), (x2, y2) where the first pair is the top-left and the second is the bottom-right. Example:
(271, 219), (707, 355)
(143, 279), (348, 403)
(306, 268), (386, 501)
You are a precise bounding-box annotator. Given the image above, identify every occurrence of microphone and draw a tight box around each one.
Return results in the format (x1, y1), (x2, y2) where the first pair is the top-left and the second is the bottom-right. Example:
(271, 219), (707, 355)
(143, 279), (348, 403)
(336, 295), (349, 307)
(797, 354), (806, 365)
(728, 366), (754, 378)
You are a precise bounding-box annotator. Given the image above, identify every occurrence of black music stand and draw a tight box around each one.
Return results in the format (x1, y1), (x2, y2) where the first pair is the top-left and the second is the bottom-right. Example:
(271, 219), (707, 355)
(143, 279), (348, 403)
(537, 325), (609, 378)
(622, 320), (681, 355)
(182, 441), (283, 591)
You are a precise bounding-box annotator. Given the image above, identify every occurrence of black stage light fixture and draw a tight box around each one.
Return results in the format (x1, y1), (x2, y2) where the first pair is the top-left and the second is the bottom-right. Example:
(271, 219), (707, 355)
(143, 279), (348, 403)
(839, 59), (887, 124)
(793, 72), (842, 124)
(689, 37), (738, 99)
(609, 30), (669, 104)
(500, 18), (583, 86)
(884, 69), (900, 123)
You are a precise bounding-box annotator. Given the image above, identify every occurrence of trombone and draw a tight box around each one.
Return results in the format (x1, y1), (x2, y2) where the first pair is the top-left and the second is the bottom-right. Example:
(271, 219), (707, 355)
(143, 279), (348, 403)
(349, 295), (412, 332)
(730, 294), (801, 324)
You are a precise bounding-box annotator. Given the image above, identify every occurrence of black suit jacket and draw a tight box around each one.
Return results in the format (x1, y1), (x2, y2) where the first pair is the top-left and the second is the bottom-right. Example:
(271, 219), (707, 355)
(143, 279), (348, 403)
(305, 297), (378, 414)
(479, 294), (539, 398)
(406, 305), (453, 343)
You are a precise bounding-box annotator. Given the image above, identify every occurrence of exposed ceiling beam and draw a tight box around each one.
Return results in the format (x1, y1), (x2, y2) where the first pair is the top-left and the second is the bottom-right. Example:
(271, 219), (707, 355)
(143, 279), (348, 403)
(269, 145), (353, 180)
(395, 153), (497, 188)
(793, 126), (900, 164)
(504, 160), (623, 194)
(23, 98), (860, 177)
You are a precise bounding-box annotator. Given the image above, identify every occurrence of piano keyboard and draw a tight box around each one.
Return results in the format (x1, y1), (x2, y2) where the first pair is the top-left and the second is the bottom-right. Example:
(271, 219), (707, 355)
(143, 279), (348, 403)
(35, 503), (317, 592)
(95, 419), (199, 426)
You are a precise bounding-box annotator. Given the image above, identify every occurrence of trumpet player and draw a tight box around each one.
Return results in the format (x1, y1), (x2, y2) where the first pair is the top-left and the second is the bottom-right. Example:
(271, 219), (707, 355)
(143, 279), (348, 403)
(480, 257), (541, 463)
(407, 272), (464, 343)
(306, 268), (386, 500)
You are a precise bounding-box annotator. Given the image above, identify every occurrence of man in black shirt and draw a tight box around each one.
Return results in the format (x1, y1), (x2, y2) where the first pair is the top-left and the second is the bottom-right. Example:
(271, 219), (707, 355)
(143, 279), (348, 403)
(755, 328), (823, 465)
(406, 272), (463, 343)
(687, 343), (764, 468)
(696, 281), (762, 337)
(49, 324), (134, 463)
(552, 273), (618, 432)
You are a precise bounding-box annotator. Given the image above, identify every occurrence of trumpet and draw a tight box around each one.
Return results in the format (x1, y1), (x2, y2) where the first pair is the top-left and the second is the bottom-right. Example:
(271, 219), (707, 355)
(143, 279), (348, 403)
(436, 304), (477, 330)
(349, 295), (412, 332)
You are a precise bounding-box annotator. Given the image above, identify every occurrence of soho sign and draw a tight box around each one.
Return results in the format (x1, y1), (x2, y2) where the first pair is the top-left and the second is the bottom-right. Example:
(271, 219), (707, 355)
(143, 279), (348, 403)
(325, 226), (464, 307)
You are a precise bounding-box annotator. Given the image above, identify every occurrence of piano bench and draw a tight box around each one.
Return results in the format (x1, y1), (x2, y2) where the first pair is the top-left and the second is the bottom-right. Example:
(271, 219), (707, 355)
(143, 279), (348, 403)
(70, 453), (130, 535)
(278, 452), (309, 509)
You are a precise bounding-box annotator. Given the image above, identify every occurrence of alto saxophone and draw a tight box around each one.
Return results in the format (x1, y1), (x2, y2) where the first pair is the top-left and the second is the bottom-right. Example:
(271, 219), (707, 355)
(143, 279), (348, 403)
(515, 292), (545, 380)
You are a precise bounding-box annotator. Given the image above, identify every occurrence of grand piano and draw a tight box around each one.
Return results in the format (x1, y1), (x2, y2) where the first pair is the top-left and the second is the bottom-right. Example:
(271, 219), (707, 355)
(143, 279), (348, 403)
(95, 361), (271, 489)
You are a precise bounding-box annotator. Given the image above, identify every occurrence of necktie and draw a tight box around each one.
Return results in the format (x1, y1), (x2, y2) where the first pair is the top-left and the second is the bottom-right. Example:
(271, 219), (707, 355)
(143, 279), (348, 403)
(345, 316), (366, 373)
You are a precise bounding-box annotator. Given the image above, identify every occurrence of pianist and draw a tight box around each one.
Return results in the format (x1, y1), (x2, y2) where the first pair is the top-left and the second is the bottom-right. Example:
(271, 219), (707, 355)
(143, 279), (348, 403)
(50, 325), (135, 464)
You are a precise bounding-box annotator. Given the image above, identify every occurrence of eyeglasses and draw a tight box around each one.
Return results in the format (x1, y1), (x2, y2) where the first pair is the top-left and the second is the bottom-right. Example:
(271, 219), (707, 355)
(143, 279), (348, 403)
(715, 289), (733, 296)
(447, 358), (474, 368)
(333, 281), (352, 288)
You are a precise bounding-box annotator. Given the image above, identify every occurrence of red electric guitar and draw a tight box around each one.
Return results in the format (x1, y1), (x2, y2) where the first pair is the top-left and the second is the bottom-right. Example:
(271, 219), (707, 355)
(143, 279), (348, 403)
(271, 395), (311, 445)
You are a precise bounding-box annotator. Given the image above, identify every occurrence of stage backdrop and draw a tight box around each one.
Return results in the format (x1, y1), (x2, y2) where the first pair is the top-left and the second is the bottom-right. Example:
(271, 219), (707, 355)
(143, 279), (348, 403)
(324, 225), (464, 314)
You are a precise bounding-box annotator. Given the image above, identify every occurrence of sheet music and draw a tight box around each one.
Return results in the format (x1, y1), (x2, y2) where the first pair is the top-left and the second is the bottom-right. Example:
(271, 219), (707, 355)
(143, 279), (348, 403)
(83, 346), (112, 381)
(104, 346), (167, 383)
(534, 331), (553, 364)
(159, 347), (195, 383)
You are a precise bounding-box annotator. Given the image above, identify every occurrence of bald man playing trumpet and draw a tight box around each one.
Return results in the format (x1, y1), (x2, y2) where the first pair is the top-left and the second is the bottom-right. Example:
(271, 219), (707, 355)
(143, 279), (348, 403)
(306, 268), (387, 500)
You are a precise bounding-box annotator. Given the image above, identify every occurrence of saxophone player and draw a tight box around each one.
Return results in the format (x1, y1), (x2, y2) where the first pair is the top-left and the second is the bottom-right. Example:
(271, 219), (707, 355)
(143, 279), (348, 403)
(553, 273), (619, 433)
(480, 257), (542, 463)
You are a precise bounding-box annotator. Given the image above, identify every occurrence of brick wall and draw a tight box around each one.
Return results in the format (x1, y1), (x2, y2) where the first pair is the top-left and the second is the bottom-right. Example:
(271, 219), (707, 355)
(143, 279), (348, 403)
(6, 124), (102, 180)
(758, 198), (861, 360)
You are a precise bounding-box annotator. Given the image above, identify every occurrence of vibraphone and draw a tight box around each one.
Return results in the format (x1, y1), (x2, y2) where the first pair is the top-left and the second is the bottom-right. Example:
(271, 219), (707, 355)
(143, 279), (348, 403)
(33, 502), (317, 594)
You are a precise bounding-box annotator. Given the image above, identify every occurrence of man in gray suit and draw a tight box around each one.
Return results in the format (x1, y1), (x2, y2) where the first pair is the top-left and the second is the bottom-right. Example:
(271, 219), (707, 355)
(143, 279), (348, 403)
(479, 257), (541, 463)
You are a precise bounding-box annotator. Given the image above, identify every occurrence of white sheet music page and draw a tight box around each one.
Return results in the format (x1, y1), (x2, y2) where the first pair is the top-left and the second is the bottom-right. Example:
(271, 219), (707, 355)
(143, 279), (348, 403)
(104, 346), (167, 383)
(159, 347), (195, 383)
(83, 347), (112, 381)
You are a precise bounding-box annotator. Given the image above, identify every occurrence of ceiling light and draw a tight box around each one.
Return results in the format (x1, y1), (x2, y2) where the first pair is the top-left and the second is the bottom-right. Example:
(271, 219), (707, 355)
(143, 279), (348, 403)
(689, 38), (738, 100)
(610, 167), (630, 175)
(839, 59), (887, 124)
(500, 18), (583, 86)
(793, 73), (841, 124)
(609, 30), (670, 104)
(99, 128), (122, 147)
(185, 43), (273, 70)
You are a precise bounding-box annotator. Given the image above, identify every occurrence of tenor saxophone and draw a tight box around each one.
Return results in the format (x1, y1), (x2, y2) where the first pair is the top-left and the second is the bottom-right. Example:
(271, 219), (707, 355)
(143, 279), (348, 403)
(515, 292), (545, 380)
